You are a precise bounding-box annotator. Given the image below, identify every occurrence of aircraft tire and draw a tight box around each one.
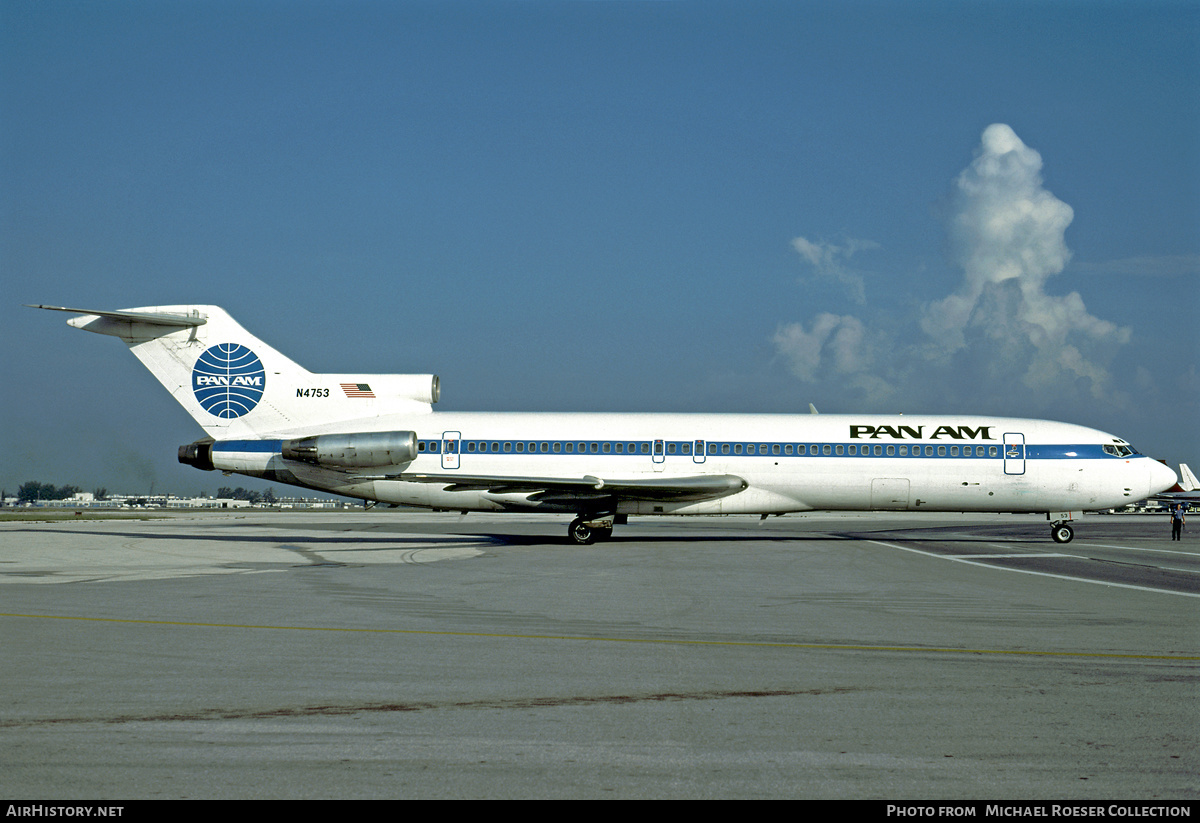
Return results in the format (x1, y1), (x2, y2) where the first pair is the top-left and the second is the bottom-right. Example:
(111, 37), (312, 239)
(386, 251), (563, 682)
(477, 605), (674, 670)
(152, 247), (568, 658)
(1051, 524), (1074, 543)
(568, 519), (596, 545)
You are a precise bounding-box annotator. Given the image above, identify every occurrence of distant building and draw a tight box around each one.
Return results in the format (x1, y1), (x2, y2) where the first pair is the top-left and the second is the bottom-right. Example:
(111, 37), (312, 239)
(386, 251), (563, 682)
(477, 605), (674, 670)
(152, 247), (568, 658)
(5, 490), (353, 509)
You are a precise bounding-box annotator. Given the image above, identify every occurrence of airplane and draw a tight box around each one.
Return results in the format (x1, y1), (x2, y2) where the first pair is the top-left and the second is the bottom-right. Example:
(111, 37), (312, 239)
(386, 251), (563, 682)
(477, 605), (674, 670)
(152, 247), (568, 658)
(1155, 463), (1199, 508)
(31, 304), (1178, 545)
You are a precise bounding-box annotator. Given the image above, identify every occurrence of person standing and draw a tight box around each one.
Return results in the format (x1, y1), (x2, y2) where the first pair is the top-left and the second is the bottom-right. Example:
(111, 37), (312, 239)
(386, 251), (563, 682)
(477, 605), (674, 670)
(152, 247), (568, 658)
(1170, 503), (1186, 541)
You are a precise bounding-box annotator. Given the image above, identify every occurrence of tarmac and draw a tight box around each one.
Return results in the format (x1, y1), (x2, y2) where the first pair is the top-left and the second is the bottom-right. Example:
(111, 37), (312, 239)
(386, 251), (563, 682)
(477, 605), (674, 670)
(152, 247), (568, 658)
(1, 510), (1196, 799)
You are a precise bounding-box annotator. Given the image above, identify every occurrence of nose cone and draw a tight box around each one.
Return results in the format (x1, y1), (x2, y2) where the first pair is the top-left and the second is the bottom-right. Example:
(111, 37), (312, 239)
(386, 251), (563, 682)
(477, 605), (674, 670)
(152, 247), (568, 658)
(1149, 461), (1178, 496)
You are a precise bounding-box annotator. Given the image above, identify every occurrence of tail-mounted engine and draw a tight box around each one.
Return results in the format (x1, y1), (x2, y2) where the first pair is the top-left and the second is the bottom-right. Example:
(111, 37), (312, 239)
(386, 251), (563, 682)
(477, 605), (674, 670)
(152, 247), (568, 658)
(281, 431), (418, 469)
(178, 439), (215, 471)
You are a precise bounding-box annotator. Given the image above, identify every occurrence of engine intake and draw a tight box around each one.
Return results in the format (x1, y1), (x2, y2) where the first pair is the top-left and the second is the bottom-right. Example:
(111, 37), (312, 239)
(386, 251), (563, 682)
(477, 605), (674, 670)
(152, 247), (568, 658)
(282, 431), (418, 469)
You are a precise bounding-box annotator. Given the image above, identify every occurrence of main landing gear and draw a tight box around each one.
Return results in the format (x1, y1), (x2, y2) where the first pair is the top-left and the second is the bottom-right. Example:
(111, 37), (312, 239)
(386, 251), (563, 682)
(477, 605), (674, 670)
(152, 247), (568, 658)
(568, 516), (615, 545)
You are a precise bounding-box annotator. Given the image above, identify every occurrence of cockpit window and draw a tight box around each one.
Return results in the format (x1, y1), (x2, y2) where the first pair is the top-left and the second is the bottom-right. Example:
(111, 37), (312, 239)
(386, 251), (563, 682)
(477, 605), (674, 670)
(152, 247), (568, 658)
(1103, 444), (1138, 457)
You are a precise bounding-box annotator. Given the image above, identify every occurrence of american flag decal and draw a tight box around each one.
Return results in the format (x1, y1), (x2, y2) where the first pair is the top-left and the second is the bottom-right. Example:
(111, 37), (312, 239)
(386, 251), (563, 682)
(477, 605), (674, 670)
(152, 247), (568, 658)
(340, 383), (375, 398)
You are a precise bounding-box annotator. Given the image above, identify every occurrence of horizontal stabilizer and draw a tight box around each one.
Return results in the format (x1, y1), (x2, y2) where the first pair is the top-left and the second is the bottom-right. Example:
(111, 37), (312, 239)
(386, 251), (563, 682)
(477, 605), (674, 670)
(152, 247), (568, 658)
(27, 304), (207, 328)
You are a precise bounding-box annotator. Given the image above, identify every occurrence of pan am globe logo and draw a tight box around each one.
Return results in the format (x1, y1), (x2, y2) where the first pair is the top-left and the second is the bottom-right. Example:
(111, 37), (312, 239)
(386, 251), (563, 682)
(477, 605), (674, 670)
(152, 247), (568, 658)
(192, 343), (266, 418)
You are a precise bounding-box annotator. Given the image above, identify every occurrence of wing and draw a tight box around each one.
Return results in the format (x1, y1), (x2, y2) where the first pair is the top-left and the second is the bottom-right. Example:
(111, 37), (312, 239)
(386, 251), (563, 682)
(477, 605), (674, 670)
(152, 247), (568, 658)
(362, 472), (747, 503)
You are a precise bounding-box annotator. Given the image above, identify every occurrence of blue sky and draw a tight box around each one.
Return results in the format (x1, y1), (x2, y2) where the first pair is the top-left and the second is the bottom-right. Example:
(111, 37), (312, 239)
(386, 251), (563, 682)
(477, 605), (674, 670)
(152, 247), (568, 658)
(2, 0), (1197, 497)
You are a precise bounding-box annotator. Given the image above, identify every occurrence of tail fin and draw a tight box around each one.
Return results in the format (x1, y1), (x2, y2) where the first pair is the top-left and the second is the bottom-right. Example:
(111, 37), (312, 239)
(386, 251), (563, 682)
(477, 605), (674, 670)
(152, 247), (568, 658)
(31, 305), (438, 438)
(1180, 464), (1199, 492)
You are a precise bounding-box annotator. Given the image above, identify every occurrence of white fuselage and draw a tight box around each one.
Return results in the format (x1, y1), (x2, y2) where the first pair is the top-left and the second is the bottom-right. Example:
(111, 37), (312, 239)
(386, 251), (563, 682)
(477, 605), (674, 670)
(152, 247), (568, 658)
(210, 412), (1170, 516)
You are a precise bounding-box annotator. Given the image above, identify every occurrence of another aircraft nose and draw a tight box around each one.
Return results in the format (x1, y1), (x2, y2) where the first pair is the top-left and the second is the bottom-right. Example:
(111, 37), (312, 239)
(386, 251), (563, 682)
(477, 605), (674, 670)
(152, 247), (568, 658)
(1149, 460), (1178, 496)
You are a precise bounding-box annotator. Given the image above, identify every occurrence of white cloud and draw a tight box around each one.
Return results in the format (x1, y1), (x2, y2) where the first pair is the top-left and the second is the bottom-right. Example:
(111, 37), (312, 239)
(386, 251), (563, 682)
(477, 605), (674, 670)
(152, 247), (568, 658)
(774, 124), (1133, 410)
(926, 124), (1129, 398)
(773, 313), (869, 382)
(790, 236), (877, 304)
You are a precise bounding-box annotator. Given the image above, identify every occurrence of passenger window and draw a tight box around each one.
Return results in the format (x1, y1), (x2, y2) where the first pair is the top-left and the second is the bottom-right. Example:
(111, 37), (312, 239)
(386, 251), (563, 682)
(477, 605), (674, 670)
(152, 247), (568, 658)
(682, 443), (691, 455)
(835, 445), (844, 456)
(603, 443), (611, 453)
(886, 445), (895, 456)
(989, 446), (997, 457)
(950, 446), (959, 456)
(849, 445), (857, 455)
(772, 444), (780, 455)
(925, 446), (933, 456)
(873, 445), (882, 456)
(899, 445), (907, 456)
(516, 442), (524, 453)
(784, 444), (793, 455)
(734, 444), (743, 455)
(721, 444), (730, 455)
(822, 445), (831, 456)
(553, 442), (561, 453)
(746, 444), (754, 455)
(937, 446), (946, 456)
(798, 445), (806, 455)
(667, 443), (676, 454)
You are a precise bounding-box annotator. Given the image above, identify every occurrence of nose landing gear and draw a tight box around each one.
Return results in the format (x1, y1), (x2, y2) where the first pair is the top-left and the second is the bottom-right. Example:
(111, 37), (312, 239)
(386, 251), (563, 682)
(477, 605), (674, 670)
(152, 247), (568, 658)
(1051, 522), (1075, 543)
(1047, 512), (1079, 543)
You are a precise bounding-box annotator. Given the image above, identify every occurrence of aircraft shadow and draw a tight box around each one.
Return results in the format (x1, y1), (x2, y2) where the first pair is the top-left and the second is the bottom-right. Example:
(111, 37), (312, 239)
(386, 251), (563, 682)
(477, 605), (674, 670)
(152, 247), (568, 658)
(13, 522), (1080, 549)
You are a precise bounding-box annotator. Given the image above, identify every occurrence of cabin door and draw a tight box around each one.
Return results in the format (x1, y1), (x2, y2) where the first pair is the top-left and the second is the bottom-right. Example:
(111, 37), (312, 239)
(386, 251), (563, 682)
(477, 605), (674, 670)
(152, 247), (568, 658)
(1003, 432), (1026, 476)
(441, 431), (461, 470)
